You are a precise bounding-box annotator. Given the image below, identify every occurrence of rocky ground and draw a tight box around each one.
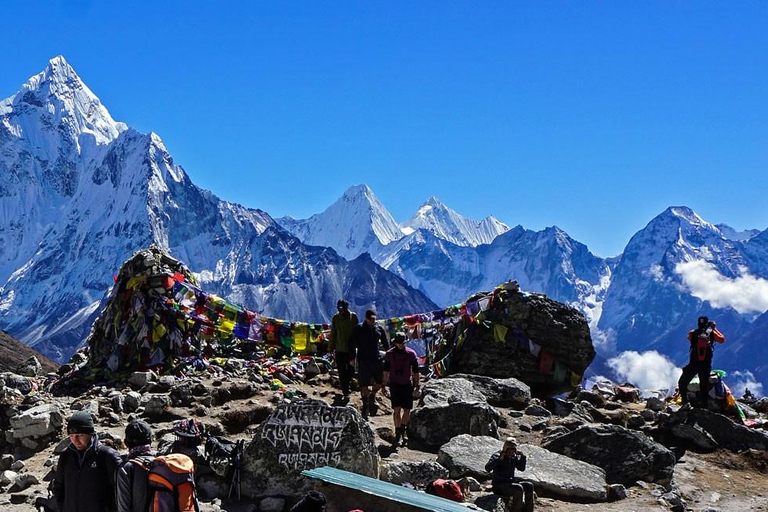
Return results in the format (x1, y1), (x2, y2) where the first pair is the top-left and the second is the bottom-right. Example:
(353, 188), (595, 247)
(2, 360), (768, 512)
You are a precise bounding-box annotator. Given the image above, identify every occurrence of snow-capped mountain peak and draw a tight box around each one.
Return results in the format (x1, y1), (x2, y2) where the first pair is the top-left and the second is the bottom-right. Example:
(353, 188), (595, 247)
(277, 184), (403, 260)
(400, 195), (509, 247)
(1, 55), (126, 151)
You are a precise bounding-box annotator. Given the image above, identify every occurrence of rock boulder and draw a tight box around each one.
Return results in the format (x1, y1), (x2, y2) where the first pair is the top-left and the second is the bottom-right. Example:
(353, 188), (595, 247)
(446, 374), (531, 408)
(666, 408), (768, 453)
(380, 460), (449, 486)
(438, 435), (608, 502)
(9, 403), (63, 441)
(241, 399), (378, 498)
(420, 378), (487, 406)
(437, 434), (500, 480)
(410, 401), (500, 448)
(450, 289), (595, 397)
(543, 424), (676, 485)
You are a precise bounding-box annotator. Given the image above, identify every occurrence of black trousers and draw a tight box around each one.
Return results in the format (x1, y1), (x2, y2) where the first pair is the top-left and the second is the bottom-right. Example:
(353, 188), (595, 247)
(678, 359), (711, 407)
(493, 481), (534, 512)
(335, 351), (353, 394)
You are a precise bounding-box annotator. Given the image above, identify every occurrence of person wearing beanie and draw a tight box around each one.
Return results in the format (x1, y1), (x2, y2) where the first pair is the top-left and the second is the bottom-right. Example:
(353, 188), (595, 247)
(117, 420), (155, 512)
(52, 411), (122, 512)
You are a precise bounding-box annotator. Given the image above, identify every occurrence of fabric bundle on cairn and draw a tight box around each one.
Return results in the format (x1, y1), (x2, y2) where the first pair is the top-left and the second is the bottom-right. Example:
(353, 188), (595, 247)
(84, 247), (331, 377)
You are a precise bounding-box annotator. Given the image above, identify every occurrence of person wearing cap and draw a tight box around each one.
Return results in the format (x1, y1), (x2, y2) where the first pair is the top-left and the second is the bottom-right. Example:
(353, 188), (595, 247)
(350, 309), (389, 418)
(485, 437), (534, 512)
(117, 420), (155, 512)
(329, 299), (359, 398)
(52, 411), (122, 512)
(383, 331), (420, 446)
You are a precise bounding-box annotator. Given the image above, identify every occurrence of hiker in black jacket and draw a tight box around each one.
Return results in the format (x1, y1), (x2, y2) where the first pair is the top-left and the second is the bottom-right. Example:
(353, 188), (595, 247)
(52, 411), (122, 512)
(485, 437), (534, 512)
(117, 420), (155, 512)
(350, 309), (389, 418)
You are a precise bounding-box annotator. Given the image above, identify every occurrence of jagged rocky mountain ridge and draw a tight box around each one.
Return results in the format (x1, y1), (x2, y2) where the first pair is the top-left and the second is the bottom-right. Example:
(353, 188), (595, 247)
(0, 56), (436, 361)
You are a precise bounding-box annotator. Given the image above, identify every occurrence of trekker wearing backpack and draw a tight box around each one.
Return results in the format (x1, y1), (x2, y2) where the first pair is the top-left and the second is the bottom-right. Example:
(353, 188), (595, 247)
(485, 437), (534, 512)
(52, 411), (122, 512)
(117, 420), (155, 512)
(678, 316), (725, 409)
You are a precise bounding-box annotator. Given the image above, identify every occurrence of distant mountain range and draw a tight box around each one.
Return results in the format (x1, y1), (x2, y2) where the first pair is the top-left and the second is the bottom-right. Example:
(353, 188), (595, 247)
(1, 56), (767, 393)
(0, 56), (435, 361)
(278, 188), (768, 392)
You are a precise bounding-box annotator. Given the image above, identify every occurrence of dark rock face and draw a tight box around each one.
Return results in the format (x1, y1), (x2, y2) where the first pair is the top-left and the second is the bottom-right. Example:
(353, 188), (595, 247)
(241, 399), (378, 498)
(670, 423), (718, 452)
(543, 424), (676, 485)
(451, 290), (594, 397)
(665, 409), (768, 453)
(447, 374), (531, 408)
(410, 401), (500, 449)
(410, 380), (500, 448)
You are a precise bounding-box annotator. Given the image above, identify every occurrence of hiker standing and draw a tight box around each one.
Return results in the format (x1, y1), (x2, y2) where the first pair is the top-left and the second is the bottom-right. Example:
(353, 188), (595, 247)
(678, 316), (725, 408)
(485, 437), (534, 512)
(383, 331), (420, 446)
(350, 309), (389, 417)
(329, 299), (359, 399)
(52, 411), (122, 512)
(117, 420), (155, 512)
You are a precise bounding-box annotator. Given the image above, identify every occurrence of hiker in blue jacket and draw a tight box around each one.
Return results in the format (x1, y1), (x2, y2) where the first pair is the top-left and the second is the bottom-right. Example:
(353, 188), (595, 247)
(485, 437), (534, 512)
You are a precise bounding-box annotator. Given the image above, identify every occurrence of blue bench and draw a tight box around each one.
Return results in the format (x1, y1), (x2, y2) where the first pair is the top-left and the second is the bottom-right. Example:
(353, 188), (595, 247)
(302, 466), (474, 512)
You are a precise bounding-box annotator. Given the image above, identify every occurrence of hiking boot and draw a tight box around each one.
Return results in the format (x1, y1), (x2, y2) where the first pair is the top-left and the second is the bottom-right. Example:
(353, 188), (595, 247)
(393, 427), (403, 446)
(400, 426), (409, 446)
(368, 398), (378, 416)
(361, 398), (369, 418)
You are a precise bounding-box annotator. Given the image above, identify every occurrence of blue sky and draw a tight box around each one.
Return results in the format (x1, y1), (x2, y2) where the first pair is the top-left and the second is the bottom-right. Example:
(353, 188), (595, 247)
(2, 2), (767, 256)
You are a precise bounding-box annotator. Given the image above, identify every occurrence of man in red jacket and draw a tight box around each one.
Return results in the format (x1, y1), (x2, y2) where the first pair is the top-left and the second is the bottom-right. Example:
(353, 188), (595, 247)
(383, 332), (420, 446)
(678, 316), (725, 408)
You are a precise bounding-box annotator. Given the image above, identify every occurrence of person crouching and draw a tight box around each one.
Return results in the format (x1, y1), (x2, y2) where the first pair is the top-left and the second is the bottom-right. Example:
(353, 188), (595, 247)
(485, 437), (534, 512)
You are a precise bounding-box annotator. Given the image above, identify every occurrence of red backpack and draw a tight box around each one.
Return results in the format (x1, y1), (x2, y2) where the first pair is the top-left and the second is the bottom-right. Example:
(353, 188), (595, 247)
(146, 454), (201, 512)
(425, 479), (464, 502)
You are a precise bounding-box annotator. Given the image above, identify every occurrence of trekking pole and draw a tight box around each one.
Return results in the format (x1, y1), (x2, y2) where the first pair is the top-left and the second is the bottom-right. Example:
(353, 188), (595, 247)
(236, 439), (243, 500)
(228, 439), (244, 501)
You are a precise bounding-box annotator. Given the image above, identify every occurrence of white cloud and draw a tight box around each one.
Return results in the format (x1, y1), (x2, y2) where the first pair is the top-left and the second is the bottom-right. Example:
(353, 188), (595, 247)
(728, 370), (764, 399)
(607, 350), (682, 391)
(590, 327), (616, 355)
(674, 260), (768, 314)
(647, 264), (665, 282)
